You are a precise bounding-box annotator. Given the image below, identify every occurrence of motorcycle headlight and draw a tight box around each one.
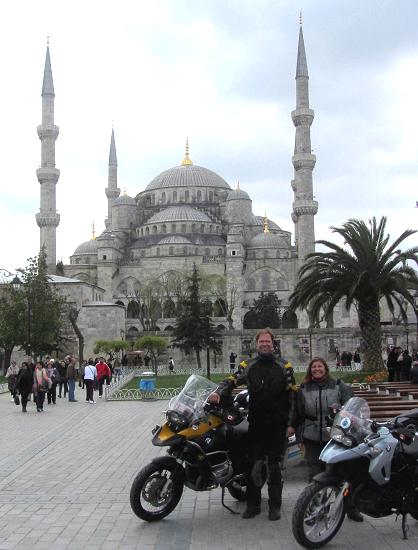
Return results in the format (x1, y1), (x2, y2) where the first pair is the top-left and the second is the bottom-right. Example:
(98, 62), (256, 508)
(166, 410), (189, 433)
(330, 426), (353, 447)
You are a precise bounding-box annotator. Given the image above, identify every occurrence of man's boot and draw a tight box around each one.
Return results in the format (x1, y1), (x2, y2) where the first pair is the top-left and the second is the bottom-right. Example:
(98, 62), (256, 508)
(242, 505), (261, 519)
(268, 506), (281, 521)
(22, 405), (27, 413)
(347, 508), (363, 522)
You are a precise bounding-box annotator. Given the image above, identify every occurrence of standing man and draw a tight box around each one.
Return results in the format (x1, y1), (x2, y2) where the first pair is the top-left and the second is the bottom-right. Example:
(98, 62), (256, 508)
(168, 356), (175, 374)
(66, 355), (78, 402)
(210, 328), (297, 521)
(229, 351), (237, 373)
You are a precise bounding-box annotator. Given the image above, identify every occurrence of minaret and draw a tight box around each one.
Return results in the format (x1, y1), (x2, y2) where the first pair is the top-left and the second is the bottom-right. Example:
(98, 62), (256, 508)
(36, 42), (60, 271)
(291, 21), (318, 261)
(105, 128), (120, 228)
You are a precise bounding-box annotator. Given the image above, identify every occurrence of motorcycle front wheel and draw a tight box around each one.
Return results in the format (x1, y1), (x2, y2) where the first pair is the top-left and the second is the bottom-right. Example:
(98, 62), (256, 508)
(292, 482), (346, 549)
(130, 460), (184, 521)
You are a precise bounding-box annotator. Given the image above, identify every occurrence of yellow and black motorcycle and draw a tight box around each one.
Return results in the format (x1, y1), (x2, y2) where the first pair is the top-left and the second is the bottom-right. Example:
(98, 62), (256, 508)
(130, 374), (250, 521)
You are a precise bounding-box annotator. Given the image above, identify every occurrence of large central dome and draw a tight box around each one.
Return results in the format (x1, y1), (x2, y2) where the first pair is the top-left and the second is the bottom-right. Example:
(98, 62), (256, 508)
(145, 164), (230, 191)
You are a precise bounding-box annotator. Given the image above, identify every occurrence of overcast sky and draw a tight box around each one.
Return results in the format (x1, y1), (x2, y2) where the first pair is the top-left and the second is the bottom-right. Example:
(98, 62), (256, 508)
(0, 0), (417, 275)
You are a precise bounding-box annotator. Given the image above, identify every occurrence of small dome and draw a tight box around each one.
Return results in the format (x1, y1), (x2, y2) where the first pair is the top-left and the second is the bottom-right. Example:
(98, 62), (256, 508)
(113, 194), (136, 206)
(145, 164), (230, 191)
(158, 236), (192, 245)
(226, 188), (251, 201)
(146, 206), (212, 224)
(73, 239), (99, 255)
(252, 215), (281, 231)
(248, 232), (289, 249)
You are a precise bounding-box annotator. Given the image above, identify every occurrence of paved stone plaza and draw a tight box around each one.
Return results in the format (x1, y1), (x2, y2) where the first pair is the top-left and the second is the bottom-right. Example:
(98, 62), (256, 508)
(0, 391), (417, 550)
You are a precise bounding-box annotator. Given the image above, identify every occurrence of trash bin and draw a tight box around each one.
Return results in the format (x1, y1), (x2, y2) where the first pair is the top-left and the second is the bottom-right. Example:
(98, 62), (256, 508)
(138, 371), (156, 392)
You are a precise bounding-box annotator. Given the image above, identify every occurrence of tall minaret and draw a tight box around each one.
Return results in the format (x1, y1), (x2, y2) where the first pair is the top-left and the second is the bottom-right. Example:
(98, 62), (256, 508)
(105, 128), (120, 228)
(35, 42), (60, 271)
(291, 21), (318, 261)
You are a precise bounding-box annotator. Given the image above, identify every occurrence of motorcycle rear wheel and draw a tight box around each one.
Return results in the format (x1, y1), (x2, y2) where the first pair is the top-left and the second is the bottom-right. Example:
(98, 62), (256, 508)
(292, 482), (346, 549)
(130, 461), (184, 521)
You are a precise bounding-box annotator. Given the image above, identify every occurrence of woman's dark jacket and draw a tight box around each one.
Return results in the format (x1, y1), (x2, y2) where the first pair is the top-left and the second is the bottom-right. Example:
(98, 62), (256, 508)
(15, 366), (33, 394)
(297, 378), (353, 443)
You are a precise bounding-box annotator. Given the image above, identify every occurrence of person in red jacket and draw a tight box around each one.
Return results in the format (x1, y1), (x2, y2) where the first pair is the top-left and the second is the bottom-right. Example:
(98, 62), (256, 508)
(95, 357), (111, 398)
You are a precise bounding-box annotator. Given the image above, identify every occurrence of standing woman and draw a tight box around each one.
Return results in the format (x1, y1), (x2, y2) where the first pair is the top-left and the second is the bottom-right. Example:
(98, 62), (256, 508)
(6, 360), (20, 402)
(33, 361), (51, 412)
(15, 362), (33, 412)
(295, 357), (363, 521)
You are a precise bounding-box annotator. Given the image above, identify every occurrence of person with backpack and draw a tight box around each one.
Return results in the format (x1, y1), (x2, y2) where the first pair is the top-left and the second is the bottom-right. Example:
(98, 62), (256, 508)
(294, 356), (362, 522)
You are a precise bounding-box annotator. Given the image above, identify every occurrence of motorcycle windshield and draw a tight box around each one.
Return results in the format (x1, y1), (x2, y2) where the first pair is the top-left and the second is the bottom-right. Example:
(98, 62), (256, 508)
(333, 397), (372, 445)
(167, 374), (218, 424)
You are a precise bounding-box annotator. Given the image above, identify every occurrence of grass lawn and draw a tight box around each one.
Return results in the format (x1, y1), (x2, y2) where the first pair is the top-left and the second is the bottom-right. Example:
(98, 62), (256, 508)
(124, 370), (381, 390)
(0, 375), (6, 384)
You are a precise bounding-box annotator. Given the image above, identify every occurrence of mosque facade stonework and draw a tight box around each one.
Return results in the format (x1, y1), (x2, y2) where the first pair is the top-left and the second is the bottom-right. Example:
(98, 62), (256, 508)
(35, 29), (406, 364)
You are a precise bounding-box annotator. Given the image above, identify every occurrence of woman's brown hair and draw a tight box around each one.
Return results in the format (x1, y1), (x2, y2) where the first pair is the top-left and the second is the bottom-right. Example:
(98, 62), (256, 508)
(303, 356), (330, 384)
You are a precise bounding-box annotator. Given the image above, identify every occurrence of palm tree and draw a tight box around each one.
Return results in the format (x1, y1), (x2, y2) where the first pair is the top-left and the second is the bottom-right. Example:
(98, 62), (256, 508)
(289, 217), (418, 371)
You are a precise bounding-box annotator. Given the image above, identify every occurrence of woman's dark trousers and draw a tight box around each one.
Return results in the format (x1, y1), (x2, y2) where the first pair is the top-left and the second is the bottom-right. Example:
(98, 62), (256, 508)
(47, 382), (57, 404)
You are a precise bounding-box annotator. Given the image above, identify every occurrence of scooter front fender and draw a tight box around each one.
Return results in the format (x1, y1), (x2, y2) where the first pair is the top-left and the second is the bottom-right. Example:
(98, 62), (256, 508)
(320, 440), (370, 463)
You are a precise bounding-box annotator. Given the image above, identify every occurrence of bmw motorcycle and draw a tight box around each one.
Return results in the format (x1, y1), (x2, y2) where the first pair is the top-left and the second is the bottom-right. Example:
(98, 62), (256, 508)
(130, 374), (251, 521)
(292, 396), (418, 548)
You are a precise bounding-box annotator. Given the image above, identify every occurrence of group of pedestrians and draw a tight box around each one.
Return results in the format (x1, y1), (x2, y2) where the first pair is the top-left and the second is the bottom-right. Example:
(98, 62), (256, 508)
(5, 355), (114, 412)
(335, 350), (361, 369)
(386, 346), (415, 381)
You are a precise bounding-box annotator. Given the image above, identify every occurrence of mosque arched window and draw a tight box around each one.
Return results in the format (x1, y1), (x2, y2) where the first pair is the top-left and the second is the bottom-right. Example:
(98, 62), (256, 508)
(161, 192), (166, 204)
(151, 194), (155, 205)
(205, 248), (210, 256)
(173, 191), (177, 202)
(169, 247), (174, 256)
(185, 190), (190, 202)
(152, 226), (157, 234)
(200, 224), (204, 233)
(192, 223), (196, 232)
(181, 223), (187, 233)
(209, 225), (213, 233)
(263, 250), (269, 259)
(195, 247), (198, 255)
(171, 223), (176, 233)
(156, 248), (160, 257)
(141, 228), (143, 236)
(146, 196), (151, 206)
(183, 246), (187, 255)
(197, 190), (202, 202)
(127, 301), (140, 319)
(216, 226), (219, 233)
(261, 270), (271, 289)
(209, 191), (213, 202)
(217, 248), (223, 256)
(145, 227), (150, 235)
(162, 224), (166, 233)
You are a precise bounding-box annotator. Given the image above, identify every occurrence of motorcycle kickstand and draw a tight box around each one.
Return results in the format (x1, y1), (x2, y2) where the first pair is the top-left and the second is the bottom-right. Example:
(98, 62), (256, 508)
(221, 486), (240, 515)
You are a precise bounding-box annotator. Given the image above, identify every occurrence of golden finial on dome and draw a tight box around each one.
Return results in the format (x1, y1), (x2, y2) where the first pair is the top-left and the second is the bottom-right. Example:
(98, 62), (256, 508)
(236, 180), (240, 190)
(263, 213), (270, 233)
(181, 137), (193, 165)
(92, 221), (96, 240)
(299, 9), (303, 26)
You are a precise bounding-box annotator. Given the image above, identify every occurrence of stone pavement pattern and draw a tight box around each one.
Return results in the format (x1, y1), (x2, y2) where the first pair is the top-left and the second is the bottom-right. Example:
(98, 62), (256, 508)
(0, 391), (417, 550)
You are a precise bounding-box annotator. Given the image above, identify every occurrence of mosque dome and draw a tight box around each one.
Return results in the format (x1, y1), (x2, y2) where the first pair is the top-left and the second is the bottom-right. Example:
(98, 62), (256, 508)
(226, 188), (251, 201)
(113, 194), (136, 206)
(73, 239), (99, 255)
(146, 206), (212, 224)
(248, 231), (289, 249)
(145, 164), (230, 191)
(158, 235), (192, 245)
(252, 215), (281, 231)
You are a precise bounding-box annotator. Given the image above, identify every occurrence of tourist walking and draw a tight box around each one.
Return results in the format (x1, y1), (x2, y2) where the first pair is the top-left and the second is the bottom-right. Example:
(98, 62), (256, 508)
(57, 359), (68, 398)
(79, 360), (87, 388)
(401, 349), (412, 381)
(294, 356), (363, 522)
(15, 362), (33, 413)
(168, 357), (175, 374)
(5, 360), (20, 402)
(66, 355), (78, 402)
(33, 361), (51, 412)
(96, 357), (111, 398)
(46, 358), (59, 404)
(84, 359), (97, 404)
